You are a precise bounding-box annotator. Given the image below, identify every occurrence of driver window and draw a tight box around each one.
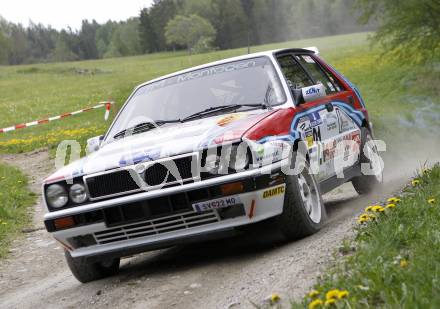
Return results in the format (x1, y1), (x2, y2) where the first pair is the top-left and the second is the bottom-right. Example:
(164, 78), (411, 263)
(295, 55), (341, 93)
(277, 55), (313, 90)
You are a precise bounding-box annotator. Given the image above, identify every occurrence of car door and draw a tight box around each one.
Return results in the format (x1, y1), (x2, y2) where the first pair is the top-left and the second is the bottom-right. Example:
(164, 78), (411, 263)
(294, 53), (362, 180)
(276, 53), (345, 181)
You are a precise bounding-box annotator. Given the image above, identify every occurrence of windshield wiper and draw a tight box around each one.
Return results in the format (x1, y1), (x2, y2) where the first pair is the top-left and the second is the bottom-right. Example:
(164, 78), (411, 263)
(113, 119), (181, 140)
(182, 103), (269, 122)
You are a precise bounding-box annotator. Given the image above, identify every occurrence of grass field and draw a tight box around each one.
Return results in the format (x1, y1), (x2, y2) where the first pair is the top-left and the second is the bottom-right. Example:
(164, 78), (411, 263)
(293, 165), (440, 308)
(0, 163), (36, 258)
(1, 32), (438, 155)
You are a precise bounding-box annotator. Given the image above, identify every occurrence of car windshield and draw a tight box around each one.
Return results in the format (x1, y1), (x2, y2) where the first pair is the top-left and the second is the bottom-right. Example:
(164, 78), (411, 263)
(105, 56), (286, 142)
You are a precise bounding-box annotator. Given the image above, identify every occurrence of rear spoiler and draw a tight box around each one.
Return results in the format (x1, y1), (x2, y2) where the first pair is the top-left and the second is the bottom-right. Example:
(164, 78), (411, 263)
(303, 46), (319, 55)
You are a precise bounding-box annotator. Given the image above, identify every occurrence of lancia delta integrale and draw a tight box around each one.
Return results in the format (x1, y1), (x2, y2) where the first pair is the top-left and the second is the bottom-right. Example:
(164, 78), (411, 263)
(43, 48), (382, 282)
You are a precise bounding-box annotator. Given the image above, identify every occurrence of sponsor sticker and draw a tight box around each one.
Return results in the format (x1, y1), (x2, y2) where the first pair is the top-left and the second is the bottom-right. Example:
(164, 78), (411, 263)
(309, 111), (322, 127)
(302, 55), (315, 63)
(262, 185), (285, 199)
(306, 134), (314, 147)
(336, 108), (356, 133)
(351, 131), (361, 145)
(327, 122), (337, 131)
(217, 114), (245, 127)
(302, 84), (326, 102)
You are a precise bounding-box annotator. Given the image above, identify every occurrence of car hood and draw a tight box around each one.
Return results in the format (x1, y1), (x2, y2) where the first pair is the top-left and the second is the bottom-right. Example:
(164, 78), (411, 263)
(45, 110), (274, 182)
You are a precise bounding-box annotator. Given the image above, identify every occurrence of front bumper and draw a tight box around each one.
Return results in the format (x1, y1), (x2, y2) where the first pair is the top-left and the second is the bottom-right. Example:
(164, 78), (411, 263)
(45, 159), (289, 258)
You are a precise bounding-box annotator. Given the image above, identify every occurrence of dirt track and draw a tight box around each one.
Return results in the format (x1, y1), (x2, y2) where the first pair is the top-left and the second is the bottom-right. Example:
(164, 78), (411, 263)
(0, 142), (438, 309)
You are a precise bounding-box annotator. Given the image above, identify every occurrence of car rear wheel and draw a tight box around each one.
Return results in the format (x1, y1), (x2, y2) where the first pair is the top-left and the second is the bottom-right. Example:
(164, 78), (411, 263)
(352, 127), (383, 194)
(277, 156), (325, 240)
(64, 250), (120, 283)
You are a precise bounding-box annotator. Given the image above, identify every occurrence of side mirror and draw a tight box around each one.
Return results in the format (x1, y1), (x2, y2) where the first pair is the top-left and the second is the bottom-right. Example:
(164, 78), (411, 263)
(292, 88), (305, 105)
(291, 84), (327, 105)
(86, 135), (104, 154)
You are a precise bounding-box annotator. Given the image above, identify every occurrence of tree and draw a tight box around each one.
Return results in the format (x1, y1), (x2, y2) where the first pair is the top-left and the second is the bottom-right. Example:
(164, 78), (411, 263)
(0, 18), (10, 64)
(148, 0), (178, 51)
(78, 20), (99, 59)
(165, 14), (216, 53)
(105, 26), (128, 58)
(356, 0), (440, 63)
(105, 19), (141, 58)
(95, 21), (117, 58)
(7, 24), (29, 64)
(0, 29), (10, 64)
(26, 21), (57, 62)
(52, 30), (79, 62)
(240, 0), (258, 47)
(211, 0), (248, 49)
(139, 8), (158, 53)
(119, 18), (142, 55)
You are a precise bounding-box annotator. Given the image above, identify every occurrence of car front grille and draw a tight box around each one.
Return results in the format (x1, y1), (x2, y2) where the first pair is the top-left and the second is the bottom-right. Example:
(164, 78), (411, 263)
(85, 155), (197, 199)
(86, 170), (139, 199)
(144, 155), (193, 186)
(93, 210), (221, 245)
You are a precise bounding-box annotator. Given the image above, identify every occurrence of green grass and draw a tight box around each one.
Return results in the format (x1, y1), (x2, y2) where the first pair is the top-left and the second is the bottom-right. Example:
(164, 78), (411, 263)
(294, 165), (440, 308)
(2, 31), (438, 155)
(0, 163), (36, 258)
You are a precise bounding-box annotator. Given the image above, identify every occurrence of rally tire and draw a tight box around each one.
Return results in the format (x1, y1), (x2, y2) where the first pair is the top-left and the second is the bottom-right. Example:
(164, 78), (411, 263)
(352, 127), (382, 195)
(64, 250), (120, 283)
(277, 157), (325, 240)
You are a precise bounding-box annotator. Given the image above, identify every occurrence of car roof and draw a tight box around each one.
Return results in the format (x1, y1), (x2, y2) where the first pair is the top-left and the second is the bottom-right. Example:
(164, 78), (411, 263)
(135, 48), (316, 90)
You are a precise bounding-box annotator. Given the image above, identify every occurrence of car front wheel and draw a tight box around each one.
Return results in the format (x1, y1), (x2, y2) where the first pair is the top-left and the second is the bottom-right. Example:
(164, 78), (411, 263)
(64, 250), (120, 283)
(277, 157), (325, 240)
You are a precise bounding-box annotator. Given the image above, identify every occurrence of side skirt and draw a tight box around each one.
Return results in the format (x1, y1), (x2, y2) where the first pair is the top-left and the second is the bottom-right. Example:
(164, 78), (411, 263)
(319, 163), (362, 194)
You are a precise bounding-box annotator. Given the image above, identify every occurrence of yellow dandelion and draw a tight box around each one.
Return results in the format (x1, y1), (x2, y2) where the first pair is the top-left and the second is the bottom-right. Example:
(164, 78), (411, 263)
(358, 217), (368, 224)
(412, 179), (420, 186)
(387, 197), (401, 203)
(428, 198), (436, 205)
(365, 206), (374, 212)
(325, 289), (340, 300)
(386, 203), (396, 209)
(308, 290), (320, 298)
(324, 298), (337, 306)
(359, 214), (369, 220)
(369, 214), (377, 220)
(337, 290), (349, 299)
(269, 293), (280, 304)
(308, 299), (323, 309)
(400, 259), (409, 268)
(372, 206), (385, 213)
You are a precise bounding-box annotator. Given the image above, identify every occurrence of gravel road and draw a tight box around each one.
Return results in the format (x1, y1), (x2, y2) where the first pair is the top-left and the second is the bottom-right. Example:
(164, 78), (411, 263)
(0, 142), (438, 309)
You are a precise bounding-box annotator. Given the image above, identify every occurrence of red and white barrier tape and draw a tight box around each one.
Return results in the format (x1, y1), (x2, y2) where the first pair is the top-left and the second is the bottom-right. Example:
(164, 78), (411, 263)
(0, 101), (114, 134)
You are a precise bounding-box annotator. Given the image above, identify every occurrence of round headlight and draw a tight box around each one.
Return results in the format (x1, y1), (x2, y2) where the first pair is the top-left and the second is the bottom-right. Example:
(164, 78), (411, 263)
(69, 183), (88, 204)
(46, 184), (68, 208)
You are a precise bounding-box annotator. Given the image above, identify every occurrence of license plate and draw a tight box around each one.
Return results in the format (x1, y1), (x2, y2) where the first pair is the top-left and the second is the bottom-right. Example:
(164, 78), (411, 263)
(192, 195), (242, 213)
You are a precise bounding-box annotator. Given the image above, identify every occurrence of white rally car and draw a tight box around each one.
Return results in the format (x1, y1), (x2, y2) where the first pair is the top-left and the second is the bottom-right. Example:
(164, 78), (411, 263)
(43, 48), (382, 282)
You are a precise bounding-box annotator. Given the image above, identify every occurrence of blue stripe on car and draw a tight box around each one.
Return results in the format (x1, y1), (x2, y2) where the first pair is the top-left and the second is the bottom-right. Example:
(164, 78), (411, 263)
(257, 101), (365, 144)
